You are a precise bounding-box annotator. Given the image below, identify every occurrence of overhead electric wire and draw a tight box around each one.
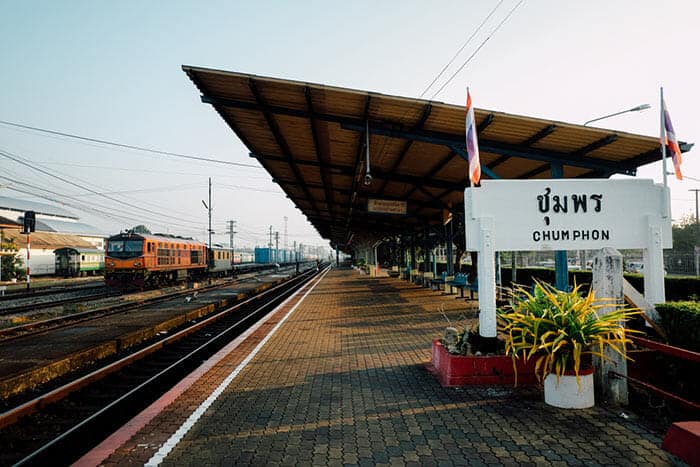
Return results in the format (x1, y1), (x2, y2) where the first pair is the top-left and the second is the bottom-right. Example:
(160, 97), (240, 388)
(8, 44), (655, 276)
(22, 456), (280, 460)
(430, 0), (525, 99)
(31, 161), (271, 180)
(371, 0), (518, 174)
(0, 148), (206, 227)
(0, 119), (262, 169)
(0, 176), (201, 230)
(419, 0), (505, 98)
(2, 180), (159, 226)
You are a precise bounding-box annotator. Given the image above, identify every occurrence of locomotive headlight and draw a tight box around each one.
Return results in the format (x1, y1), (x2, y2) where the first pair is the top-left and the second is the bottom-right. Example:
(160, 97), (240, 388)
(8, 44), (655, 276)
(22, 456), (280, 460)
(106, 261), (115, 267)
(133, 261), (142, 267)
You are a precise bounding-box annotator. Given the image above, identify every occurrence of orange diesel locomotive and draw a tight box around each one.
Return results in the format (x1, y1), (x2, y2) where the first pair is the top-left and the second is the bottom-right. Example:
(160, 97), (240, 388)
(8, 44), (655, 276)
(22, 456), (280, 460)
(105, 232), (207, 288)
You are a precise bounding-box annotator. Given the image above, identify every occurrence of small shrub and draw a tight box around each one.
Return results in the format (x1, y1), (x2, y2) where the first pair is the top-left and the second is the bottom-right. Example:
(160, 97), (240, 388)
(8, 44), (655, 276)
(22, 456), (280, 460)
(655, 301), (700, 352)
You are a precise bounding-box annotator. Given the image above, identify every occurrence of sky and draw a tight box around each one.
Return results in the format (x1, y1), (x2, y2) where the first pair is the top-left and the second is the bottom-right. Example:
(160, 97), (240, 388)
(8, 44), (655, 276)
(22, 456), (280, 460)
(1, 0), (699, 251)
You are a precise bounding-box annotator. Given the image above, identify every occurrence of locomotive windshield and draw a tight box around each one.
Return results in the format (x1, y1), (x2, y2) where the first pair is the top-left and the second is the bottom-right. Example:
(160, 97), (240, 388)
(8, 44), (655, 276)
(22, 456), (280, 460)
(107, 240), (143, 259)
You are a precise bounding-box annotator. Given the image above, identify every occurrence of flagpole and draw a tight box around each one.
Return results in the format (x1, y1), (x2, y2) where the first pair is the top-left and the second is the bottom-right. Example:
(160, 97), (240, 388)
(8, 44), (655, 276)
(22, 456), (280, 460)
(661, 86), (668, 190)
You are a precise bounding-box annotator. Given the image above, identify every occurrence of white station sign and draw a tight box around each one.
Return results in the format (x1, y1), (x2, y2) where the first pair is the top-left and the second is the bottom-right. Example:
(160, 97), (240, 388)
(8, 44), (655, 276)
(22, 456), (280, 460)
(465, 178), (672, 251)
(464, 178), (672, 338)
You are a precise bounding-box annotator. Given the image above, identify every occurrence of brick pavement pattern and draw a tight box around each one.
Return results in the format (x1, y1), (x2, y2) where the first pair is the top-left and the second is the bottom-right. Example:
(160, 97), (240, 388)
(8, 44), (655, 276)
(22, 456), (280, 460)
(106, 269), (681, 466)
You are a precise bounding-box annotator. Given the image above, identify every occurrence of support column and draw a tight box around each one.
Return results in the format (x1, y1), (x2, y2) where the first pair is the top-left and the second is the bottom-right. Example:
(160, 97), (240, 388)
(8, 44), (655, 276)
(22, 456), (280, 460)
(423, 226), (430, 274)
(643, 214), (666, 311)
(446, 222), (454, 275)
(478, 218), (497, 338)
(592, 247), (628, 405)
(551, 162), (568, 291)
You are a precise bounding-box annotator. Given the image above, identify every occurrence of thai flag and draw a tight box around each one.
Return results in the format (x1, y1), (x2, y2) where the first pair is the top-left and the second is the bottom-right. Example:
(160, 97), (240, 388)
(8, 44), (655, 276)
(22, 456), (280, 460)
(661, 98), (683, 180)
(466, 88), (481, 186)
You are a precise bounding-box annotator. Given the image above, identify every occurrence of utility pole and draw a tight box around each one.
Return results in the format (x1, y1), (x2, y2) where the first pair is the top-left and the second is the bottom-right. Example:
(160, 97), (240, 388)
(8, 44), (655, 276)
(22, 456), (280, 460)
(226, 220), (237, 276)
(690, 189), (700, 224)
(268, 225), (273, 264)
(201, 178), (213, 257)
(283, 216), (288, 250)
(275, 231), (280, 263)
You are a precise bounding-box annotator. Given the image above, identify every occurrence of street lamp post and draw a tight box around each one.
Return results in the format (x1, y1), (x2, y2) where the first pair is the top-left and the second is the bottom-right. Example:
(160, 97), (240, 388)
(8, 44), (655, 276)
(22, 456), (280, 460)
(583, 104), (651, 126)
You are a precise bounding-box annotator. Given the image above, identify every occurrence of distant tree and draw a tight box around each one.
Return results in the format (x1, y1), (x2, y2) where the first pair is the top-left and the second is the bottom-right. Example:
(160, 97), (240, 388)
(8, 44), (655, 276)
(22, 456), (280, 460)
(1, 237), (25, 281)
(672, 214), (700, 254)
(131, 225), (152, 234)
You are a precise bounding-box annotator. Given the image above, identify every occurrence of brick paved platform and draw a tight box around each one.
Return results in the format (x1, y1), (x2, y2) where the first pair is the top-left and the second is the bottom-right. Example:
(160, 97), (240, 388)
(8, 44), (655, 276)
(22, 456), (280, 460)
(92, 269), (682, 466)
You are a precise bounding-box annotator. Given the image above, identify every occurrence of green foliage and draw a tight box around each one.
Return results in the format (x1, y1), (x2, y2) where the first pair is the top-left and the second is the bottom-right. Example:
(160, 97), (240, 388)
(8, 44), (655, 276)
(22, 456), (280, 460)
(131, 225), (152, 234)
(498, 281), (640, 386)
(671, 215), (700, 254)
(655, 301), (700, 352)
(0, 238), (24, 281)
(501, 267), (700, 302)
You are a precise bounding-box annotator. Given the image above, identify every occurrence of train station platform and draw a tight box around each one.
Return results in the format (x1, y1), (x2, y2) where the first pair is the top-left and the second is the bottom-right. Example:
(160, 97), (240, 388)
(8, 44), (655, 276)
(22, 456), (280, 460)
(85, 268), (679, 466)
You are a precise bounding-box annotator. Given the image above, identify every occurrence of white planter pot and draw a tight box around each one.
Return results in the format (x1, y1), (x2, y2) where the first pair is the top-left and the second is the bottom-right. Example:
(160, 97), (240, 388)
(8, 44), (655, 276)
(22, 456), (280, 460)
(544, 370), (595, 409)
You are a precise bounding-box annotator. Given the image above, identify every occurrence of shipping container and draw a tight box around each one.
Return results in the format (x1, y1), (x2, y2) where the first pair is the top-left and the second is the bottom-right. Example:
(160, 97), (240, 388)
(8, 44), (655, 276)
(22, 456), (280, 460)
(254, 247), (273, 264)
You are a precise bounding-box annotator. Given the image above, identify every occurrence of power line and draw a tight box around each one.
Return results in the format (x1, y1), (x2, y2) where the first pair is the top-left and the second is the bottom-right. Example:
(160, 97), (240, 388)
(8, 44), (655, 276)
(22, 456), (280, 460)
(419, 0), (505, 98)
(31, 161), (271, 179)
(430, 0), (525, 99)
(0, 119), (262, 169)
(0, 149), (206, 227)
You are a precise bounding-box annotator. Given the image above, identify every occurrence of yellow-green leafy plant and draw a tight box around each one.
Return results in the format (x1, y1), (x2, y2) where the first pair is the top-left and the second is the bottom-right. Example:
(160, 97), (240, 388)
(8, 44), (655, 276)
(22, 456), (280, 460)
(497, 280), (641, 386)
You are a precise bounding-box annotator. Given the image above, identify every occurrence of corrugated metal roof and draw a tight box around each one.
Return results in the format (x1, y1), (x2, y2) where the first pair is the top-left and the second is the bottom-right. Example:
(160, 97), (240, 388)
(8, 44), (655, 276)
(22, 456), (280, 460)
(35, 218), (106, 237)
(183, 66), (692, 249)
(0, 196), (77, 219)
(0, 216), (20, 229)
(3, 230), (94, 249)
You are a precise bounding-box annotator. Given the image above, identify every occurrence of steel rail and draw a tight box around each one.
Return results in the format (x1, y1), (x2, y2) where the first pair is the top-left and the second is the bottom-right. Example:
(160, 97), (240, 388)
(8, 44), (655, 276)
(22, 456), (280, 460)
(0, 267), (317, 432)
(0, 266), (298, 341)
(11, 266), (323, 466)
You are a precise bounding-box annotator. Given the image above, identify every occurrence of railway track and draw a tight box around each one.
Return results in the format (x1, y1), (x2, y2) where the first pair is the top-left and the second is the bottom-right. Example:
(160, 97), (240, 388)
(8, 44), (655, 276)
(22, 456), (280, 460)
(0, 281), (106, 301)
(0, 264), (302, 336)
(0, 287), (119, 316)
(0, 266), (325, 466)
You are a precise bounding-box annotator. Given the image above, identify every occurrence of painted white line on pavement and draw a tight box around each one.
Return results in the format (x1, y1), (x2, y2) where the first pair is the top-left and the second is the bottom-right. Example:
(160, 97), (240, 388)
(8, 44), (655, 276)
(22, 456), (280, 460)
(145, 267), (330, 466)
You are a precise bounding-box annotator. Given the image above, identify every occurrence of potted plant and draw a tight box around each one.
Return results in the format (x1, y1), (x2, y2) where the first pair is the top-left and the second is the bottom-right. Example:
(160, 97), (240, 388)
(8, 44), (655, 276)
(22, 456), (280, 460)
(429, 311), (537, 387)
(497, 281), (639, 408)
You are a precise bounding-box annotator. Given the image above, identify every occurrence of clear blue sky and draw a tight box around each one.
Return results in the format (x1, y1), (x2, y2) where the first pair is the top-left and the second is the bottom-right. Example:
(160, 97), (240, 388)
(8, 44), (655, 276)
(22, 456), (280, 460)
(1, 1), (699, 249)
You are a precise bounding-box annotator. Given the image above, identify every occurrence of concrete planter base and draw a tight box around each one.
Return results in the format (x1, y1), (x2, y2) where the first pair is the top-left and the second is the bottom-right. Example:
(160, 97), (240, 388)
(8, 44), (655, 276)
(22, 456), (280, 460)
(544, 367), (595, 409)
(428, 339), (537, 387)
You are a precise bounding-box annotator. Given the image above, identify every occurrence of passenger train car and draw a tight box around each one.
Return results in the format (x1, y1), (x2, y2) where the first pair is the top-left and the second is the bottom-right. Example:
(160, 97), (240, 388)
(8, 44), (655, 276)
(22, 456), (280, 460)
(54, 247), (105, 277)
(105, 232), (207, 288)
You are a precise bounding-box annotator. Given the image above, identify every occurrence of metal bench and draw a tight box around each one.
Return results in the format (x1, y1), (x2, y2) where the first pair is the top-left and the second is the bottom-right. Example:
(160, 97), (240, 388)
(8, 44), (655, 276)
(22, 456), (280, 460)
(446, 273), (469, 297)
(465, 277), (479, 300)
(429, 272), (450, 290)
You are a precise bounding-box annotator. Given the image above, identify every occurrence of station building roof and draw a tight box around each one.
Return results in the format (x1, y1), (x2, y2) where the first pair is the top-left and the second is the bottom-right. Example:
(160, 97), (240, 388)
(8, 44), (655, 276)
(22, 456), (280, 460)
(0, 196), (78, 220)
(183, 66), (692, 250)
(3, 231), (95, 249)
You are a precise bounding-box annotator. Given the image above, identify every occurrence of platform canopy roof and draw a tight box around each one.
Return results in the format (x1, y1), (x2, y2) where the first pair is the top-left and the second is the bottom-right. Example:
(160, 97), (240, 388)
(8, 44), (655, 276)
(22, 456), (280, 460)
(183, 65), (691, 250)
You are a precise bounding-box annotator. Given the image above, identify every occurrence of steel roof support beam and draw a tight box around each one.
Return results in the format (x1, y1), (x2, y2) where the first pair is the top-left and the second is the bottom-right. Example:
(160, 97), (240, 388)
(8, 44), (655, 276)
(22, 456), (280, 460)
(403, 149), (456, 199)
(305, 86), (337, 222)
(492, 124), (557, 171)
(571, 134), (618, 157)
(341, 122), (635, 175)
(204, 94), (653, 176)
(252, 152), (463, 191)
(347, 97), (373, 233)
(517, 163), (551, 179)
(478, 113), (494, 132)
(377, 103), (432, 196)
(247, 81), (322, 218)
(450, 146), (501, 179)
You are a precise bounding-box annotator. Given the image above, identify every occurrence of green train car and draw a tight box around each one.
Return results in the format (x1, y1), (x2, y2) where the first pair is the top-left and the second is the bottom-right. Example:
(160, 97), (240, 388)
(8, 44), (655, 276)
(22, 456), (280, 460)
(54, 247), (105, 277)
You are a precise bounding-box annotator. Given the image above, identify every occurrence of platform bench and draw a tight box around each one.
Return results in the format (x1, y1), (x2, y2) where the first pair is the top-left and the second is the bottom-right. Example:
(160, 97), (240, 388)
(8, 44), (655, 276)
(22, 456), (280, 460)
(429, 272), (450, 291)
(446, 273), (469, 297)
